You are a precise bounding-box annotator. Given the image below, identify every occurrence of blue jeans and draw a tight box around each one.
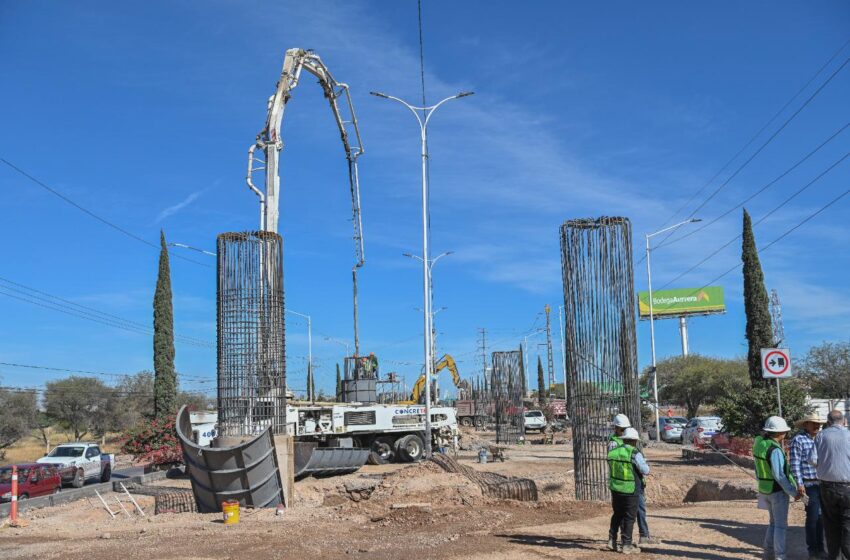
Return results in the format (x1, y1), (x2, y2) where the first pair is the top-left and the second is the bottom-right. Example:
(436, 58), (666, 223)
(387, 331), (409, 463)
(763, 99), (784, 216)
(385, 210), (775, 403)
(638, 490), (649, 537)
(763, 491), (790, 560)
(804, 483), (825, 555)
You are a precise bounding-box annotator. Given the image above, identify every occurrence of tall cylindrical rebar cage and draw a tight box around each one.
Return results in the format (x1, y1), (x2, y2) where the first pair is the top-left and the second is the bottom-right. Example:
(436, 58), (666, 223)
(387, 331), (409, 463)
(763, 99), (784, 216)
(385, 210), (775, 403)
(560, 217), (641, 501)
(217, 231), (286, 438)
(491, 349), (525, 444)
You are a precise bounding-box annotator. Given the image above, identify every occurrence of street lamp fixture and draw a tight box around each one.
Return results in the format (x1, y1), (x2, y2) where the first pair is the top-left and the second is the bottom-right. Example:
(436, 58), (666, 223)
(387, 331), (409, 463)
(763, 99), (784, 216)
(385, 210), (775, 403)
(167, 242), (215, 256)
(373, 90), (472, 458)
(645, 217), (701, 441)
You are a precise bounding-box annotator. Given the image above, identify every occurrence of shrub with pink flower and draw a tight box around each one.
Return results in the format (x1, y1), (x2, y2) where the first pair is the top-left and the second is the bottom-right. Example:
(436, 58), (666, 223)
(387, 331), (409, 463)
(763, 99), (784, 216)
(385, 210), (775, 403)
(121, 415), (183, 466)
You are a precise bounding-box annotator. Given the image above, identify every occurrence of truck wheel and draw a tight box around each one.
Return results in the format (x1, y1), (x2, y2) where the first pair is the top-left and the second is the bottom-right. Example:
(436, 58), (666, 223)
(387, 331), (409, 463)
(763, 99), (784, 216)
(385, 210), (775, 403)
(367, 436), (395, 465)
(72, 468), (85, 488)
(460, 417), (473, 427)
(474, 417), (484, 428)
(100, 465), (111, 483)
(397, 434), (424, 463)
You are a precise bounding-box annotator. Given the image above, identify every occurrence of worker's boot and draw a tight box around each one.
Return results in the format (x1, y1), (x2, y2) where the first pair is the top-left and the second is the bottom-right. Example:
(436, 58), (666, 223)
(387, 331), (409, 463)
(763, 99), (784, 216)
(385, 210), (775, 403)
(607, 538), (617, 551)
(620, 543), (640, 555)
(638, 535), (661, 546)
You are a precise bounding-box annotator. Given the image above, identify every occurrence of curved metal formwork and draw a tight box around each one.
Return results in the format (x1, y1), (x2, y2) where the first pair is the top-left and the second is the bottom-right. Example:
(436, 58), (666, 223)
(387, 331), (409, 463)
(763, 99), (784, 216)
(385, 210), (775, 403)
(293, 442), (370, 479)
(176, 406), (283, 513)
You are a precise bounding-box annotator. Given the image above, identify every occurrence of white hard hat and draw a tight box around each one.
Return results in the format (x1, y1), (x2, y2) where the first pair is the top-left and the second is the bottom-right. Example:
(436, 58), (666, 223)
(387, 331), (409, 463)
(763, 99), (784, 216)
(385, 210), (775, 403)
(763, 416), (791, 433)
(612, 414), (632, 428)
(621, 427), (640, 441)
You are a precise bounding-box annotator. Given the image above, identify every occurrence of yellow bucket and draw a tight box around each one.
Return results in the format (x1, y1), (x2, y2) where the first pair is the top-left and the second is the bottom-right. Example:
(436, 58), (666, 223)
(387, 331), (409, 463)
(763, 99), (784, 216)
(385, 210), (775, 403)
(222, 501), (240, 525)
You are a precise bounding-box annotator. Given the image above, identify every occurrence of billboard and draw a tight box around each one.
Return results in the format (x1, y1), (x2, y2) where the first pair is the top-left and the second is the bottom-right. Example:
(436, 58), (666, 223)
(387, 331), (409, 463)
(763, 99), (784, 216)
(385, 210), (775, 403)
(637, 286), (725, 319)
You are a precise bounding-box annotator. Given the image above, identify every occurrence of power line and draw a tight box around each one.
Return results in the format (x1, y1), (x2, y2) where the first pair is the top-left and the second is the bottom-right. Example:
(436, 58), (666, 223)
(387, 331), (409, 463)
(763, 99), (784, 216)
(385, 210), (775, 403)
(0, 158), (212, 268)
(659, 148), (850, 290)
(0, 361), (213, 383)
(643, 40), (850, 259)
(0, 275), (214, 348)
(655, 121), (850, 250)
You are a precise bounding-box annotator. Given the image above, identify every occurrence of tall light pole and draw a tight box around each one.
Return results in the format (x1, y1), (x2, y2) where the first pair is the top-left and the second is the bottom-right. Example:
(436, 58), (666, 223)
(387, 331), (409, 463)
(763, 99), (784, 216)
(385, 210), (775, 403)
(373, 90), (472, 458)
(646, 218), (701, 440)
(558, 304), (567, 401)
(286, 309), (312, 402)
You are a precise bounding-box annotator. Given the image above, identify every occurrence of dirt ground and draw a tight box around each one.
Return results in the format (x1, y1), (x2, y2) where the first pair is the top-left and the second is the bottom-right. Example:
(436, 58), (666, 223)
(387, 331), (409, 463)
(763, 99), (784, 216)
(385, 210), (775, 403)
(0, 430), (810, 560)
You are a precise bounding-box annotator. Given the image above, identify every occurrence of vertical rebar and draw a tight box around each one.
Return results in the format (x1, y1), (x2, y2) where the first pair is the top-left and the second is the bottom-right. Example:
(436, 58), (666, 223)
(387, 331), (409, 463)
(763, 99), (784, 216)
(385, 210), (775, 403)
(560, 217), (641, 501)
(217, 231), (286, 438)
(492, 349), (525, 444)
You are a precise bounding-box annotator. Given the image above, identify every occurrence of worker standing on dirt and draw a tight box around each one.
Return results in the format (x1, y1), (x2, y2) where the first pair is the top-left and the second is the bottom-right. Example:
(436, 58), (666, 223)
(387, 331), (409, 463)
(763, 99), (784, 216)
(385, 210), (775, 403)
(608, 414), (658, 546)
(790, 412), (825, 560)
(809, 409), (850, 560)
(753, 416), (802, 560)
(607, 427), (649, 555)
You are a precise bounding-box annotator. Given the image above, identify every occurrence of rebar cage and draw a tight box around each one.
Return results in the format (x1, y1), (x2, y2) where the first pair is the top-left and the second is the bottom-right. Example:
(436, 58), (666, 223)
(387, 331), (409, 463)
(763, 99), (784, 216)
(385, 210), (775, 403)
(560, 217), (642, 501)
(217, 231), (286, 438)
(491, 349), (525, 444)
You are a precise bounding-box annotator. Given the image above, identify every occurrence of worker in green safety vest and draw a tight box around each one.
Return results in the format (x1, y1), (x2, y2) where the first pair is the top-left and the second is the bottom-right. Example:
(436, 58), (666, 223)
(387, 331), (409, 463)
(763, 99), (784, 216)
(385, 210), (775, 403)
(606, 427), (649, 555)
(752, 416), (802, 560)
(608, 414), (658, 546)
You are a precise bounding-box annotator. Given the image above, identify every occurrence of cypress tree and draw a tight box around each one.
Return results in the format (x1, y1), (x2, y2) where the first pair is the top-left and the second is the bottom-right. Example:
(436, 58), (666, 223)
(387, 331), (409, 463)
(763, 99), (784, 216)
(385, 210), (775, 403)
(537, 356), (546, 405)
(742, 209), (774, 387)
(153, 231), (177, 418)
(335, 363), (342, 400)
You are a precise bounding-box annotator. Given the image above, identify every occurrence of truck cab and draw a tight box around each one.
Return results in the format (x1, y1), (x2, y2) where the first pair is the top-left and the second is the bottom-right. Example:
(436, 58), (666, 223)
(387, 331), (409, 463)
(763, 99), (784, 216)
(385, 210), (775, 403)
(37, 443), (113, 488)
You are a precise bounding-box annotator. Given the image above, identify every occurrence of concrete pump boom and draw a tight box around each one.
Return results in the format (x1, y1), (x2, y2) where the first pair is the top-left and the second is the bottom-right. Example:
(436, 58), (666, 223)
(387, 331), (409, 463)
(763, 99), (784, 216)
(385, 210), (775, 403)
(246, 48), (366, 355)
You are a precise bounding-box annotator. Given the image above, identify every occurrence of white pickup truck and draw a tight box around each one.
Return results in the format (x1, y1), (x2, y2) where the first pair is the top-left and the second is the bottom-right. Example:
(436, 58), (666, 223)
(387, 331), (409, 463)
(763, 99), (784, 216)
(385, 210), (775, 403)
(37, 443), (114, 488)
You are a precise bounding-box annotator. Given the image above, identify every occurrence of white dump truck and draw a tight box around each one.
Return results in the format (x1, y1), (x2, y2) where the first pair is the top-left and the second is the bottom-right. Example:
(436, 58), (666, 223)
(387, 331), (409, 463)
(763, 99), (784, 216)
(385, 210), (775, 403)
(36, 442), (114, 488)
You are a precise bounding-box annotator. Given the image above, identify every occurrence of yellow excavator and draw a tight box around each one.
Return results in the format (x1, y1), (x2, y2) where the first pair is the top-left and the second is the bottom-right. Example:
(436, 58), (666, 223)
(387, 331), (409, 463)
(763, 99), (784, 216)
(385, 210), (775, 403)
(400, 354), (469, 405)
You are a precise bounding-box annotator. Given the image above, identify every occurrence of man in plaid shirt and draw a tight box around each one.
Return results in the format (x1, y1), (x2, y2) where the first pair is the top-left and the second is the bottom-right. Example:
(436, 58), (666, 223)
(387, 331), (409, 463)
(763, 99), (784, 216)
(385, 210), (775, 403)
(790, 413), (826, 559)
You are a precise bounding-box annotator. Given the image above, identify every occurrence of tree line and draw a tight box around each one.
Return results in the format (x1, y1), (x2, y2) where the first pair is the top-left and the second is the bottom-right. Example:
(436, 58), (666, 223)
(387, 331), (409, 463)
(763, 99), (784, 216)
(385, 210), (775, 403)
(0, 371), (212, 458)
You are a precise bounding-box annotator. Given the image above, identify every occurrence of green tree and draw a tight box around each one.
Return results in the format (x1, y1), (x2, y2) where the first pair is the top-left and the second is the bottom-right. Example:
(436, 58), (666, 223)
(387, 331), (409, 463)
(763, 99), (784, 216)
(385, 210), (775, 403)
(177, 390), (214, 411)
(742, 209), (774, 387)
(0, 387), (38, 457)
(536, 356), (546, 405)
(116, 371), (155, 426)
(640, 355), (749, 418)
(715, 380), (810, 437)
(335, 363), (342, 401)
(154, 230), (177, 418)
(44, 376), (111, 440)
(800, 341), (850, 398)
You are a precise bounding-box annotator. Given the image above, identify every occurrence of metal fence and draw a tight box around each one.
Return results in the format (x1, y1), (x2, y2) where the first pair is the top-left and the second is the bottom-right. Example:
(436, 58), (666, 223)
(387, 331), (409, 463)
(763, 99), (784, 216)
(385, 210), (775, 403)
(491, 349), (525, 444)
(560, 217), (641, 501)
(217, 231), (287, 437)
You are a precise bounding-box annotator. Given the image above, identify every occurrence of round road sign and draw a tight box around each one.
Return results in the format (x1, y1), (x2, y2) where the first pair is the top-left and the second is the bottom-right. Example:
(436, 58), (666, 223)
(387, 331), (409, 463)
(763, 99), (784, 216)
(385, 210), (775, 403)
(763, 350), (790, 376)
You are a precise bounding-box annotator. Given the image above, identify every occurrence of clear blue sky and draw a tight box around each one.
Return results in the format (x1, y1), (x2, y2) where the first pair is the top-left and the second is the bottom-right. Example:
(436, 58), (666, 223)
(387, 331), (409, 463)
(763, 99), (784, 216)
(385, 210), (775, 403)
(1, 2), (848, 398)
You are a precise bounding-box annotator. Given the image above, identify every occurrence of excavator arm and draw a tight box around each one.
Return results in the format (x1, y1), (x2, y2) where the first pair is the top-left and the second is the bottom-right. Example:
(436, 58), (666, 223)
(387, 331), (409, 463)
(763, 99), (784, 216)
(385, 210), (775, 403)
(246, 48), (365, 354)
(402, 354), (469, 404)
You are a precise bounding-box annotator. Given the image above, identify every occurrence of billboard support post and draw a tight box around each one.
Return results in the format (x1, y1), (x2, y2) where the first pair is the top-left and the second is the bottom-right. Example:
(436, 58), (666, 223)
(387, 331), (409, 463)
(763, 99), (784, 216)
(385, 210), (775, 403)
(679, 317), (689, 356)
(776, 379), (783, 417)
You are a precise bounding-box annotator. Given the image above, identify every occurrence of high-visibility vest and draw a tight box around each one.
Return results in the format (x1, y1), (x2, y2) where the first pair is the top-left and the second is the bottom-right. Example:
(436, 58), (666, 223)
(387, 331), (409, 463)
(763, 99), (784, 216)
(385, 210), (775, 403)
(752, 436), (797, 495)
(608, 433), (624, 447)
(607, 444), (637, 494)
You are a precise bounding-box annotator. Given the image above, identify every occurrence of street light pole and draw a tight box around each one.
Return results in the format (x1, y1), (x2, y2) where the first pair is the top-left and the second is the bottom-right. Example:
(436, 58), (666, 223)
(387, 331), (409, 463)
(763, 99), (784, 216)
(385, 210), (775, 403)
(374, 90), (472, 458)
(287, 309), (312, 403)
(645, 218), (701, 440)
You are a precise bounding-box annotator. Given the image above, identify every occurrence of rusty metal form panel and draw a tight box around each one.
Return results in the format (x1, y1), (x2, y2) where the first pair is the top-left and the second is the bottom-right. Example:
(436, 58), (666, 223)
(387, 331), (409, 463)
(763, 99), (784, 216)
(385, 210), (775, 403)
(560, 217), (641, 502)
(491, 349), (525, 444)
(176, 406), (283, 512)
(217, 231), (286, 437)
(293, 442), (370, 479)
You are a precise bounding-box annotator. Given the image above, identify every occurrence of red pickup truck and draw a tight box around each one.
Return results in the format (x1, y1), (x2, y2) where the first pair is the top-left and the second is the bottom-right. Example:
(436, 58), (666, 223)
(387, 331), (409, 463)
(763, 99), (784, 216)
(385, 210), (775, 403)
(0, 463), (62, 501)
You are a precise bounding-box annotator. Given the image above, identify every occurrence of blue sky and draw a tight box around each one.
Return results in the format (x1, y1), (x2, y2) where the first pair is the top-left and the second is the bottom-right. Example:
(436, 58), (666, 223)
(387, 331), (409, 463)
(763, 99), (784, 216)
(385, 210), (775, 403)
(1, 2), (849, 399)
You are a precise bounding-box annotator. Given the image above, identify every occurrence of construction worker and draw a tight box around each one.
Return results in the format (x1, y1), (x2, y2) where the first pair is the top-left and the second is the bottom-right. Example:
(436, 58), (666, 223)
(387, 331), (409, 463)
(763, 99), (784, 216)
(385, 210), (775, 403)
(789, 412), (825, 559)
(609, 414), (658, 546)
(607, 427), (649, 554)
(753, 416), (802, 560)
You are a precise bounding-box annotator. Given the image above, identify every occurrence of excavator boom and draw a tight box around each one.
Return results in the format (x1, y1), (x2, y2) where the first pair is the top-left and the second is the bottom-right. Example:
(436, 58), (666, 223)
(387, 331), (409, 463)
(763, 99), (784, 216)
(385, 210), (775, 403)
(401, 354), (468, 405)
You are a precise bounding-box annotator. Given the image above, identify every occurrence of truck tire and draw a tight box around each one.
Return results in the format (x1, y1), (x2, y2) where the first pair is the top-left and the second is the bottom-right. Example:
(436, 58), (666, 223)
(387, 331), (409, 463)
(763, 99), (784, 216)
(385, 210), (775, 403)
(72, 468), (85, 488)
(474, 417), (484, 428)
(100, 465), (111, 483)
(460, 417), (473, 427)
(396, 434), (424, 463)
(367, 436), (395, 465)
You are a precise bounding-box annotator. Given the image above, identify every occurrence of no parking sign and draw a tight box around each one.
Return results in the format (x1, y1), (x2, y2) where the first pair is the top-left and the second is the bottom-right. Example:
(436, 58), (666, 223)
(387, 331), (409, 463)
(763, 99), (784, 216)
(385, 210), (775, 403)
(761, 348), (792, 379)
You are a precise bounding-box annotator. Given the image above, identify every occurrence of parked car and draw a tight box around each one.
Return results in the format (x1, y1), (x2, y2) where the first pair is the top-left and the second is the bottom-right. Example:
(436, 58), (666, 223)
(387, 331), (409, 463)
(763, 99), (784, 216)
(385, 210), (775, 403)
(37, 443), (113, 488)
(0, 463), (62, 501)
(523, 410), (547, 432)
(648, 416), (688, 442)
(681, 416), (724, 446)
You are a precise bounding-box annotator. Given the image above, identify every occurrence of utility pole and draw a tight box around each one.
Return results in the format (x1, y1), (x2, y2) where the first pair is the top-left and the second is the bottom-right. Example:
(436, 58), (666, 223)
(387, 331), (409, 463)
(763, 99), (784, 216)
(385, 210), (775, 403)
(478, 328), (488, 394)
(544, 305), (555, 399)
